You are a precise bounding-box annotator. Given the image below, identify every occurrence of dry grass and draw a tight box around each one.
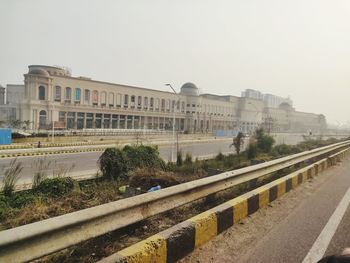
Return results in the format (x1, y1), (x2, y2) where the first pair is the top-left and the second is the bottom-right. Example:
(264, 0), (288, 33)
(3, 180), (122, 229)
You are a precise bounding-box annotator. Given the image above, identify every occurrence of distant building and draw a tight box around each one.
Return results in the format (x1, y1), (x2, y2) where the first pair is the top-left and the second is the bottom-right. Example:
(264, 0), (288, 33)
(0, 84), (25, 125)
(241, 89), (263, 100)
(0, 85), (5, 105)
(1, 65), (327, 134)
(263, 93), (293, 108)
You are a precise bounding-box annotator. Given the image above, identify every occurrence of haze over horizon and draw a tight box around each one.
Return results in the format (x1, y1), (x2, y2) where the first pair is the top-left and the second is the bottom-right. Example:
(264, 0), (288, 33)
(1, 0), (349, 125)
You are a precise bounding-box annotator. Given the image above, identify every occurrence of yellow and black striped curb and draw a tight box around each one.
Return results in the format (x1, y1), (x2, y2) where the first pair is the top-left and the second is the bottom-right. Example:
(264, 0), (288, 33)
(99, 148), (350, 263)
(0, 148), (106, 158)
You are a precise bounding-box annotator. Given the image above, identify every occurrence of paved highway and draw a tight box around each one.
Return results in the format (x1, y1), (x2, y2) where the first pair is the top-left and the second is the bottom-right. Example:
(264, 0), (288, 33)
(181, 156), (350, 263)
(0, 139), (233, 184)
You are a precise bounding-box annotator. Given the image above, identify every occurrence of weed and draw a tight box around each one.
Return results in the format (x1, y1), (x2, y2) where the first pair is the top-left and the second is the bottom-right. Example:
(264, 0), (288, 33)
(32, 157), (52, 188)
(2, 158), (23, 196)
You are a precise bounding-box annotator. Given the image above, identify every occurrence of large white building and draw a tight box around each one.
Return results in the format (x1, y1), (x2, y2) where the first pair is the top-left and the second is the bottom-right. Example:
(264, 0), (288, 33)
(0, 65), (327, 134)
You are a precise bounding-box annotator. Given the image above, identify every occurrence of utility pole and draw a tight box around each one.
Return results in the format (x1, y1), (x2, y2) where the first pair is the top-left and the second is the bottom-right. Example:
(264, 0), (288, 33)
(165, 84), (180, 163)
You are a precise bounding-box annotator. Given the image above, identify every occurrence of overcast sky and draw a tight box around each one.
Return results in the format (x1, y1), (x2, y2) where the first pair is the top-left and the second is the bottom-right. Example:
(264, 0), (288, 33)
(1, 0), (349, 125)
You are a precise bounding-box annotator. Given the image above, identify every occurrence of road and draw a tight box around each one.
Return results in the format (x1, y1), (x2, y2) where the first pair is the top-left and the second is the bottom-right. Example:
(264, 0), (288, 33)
(0, 139), (234, 184)
(181, 156), (350, 263)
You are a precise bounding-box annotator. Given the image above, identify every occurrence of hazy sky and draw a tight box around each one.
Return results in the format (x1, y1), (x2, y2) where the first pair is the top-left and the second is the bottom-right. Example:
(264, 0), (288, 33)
(1, 0), (349, 124)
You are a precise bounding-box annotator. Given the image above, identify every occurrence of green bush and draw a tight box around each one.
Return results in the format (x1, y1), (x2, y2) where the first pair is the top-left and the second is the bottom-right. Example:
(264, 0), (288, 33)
(246, 143), (258, 159)
(184, 153), (192, 165)
(0, 195), (9, 220)
(99, 148), (128, 180)
(176, 151), (183, 166)
(123, 145), (165, 171)
(271, 144), (300, 157)
(215, 152), (224, 161)
(99, 145), (165, 180)
(34, 177), (75, 198)
(255, 129), (275, 153)
(7, 191), (36, 209)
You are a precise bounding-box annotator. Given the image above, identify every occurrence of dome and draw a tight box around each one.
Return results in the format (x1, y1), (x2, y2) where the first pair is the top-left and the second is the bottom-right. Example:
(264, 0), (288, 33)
(28, 67), (50, 77)
(180, 82), (199, 96)
(279, 102), (292, 110)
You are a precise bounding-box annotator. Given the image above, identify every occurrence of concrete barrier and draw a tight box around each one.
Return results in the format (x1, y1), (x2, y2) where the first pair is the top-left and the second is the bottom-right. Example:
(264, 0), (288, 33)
(100, 148), (349, 263)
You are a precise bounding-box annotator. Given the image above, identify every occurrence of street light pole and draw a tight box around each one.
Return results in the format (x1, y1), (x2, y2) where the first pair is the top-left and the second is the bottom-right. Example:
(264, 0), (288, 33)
(165, 84), (178, 163)
(52, 103), (55, 143)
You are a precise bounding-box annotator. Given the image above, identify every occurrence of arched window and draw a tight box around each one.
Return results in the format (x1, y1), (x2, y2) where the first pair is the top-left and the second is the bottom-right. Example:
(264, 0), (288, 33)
(39, 110), (47, 129)
(92, 90), (99, 105)
(155, 98), (160, 111)
(101, 91), (107, 105)
(38, 86), (45, 100)
(149, 97), (154, 110)
(109, 92), (114, 106)
(65, 87), (72, 101)
(124, 94), (129, 107)
(84, 89), (90, 104)
(75, 88), (81, 103)
(144, 97), (148, 109)
(116, 93), (122, 107)
(161, 99), (165, 111)
(54, 86), (61, 101)
(130, 95), (135, 108)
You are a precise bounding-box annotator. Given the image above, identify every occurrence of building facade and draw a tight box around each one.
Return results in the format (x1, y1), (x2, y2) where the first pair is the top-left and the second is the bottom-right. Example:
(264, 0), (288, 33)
(1, 65), (327, 134)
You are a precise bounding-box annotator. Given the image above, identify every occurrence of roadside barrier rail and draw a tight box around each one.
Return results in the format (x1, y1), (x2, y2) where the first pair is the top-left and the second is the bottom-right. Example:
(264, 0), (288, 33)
(0, 140), (349, 262)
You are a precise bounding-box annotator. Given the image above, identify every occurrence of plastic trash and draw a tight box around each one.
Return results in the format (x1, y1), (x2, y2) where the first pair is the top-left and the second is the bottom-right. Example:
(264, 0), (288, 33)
(147, 185), (161, 192)
(118, 185), (129, 194)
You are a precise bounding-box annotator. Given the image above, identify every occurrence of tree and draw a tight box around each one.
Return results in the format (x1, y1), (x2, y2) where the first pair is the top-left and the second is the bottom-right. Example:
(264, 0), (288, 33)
(230, 132), (245, 155)
(9, 119), (22, 129)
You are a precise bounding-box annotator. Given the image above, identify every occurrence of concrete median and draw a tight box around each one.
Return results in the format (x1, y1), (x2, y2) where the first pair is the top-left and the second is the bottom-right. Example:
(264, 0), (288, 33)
(99, 148), (349, 263)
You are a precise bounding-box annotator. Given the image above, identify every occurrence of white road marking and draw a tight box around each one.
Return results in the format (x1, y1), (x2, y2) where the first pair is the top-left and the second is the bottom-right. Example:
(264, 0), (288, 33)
(302, 185), (350, 263)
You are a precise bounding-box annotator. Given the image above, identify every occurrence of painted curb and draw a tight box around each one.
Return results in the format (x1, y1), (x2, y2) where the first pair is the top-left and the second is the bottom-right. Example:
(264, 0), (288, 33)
(98, 148), (350, 263)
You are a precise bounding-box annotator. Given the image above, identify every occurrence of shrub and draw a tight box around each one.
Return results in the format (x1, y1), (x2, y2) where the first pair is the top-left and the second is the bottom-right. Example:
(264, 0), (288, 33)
(35, 177), (75, 198)
(99, 148), (127, 180)
(123, 145), (165, 171)
(0, 195), (9, 221)
(2, 158), (23, 196)
(7, 191), (36, 209)
(271, 144), (300, 157)
(215, 152), (224, 161)
(129, 168), (179, 191)
(184, 153), (192, 165)
(176, 151), (183, 166)
(32, 158), (52, 188)
(246, 143), (258, 159)
(255, 128), (275, 153)
(99, 145), (165, 180)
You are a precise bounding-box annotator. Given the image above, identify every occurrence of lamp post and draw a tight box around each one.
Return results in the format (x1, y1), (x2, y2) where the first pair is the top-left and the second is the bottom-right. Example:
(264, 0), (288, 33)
(165, 84), (179, 163)
(52, 103), (55, 143)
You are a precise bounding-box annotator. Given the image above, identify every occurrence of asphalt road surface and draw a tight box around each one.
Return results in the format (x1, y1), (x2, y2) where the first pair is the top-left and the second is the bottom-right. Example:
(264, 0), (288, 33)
(0, 139), (233, 183)
(181, 156), (350, 263)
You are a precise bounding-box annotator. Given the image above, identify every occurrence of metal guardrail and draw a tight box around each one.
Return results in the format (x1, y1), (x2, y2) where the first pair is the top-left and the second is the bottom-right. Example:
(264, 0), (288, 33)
(0, 140), (349, 262)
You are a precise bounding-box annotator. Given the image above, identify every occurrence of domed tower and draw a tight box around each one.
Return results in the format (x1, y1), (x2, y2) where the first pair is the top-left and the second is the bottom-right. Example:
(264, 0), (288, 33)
(180, 82), (199, 96)
(22, 65), (66, 129)
(180, 82), (201, 133)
